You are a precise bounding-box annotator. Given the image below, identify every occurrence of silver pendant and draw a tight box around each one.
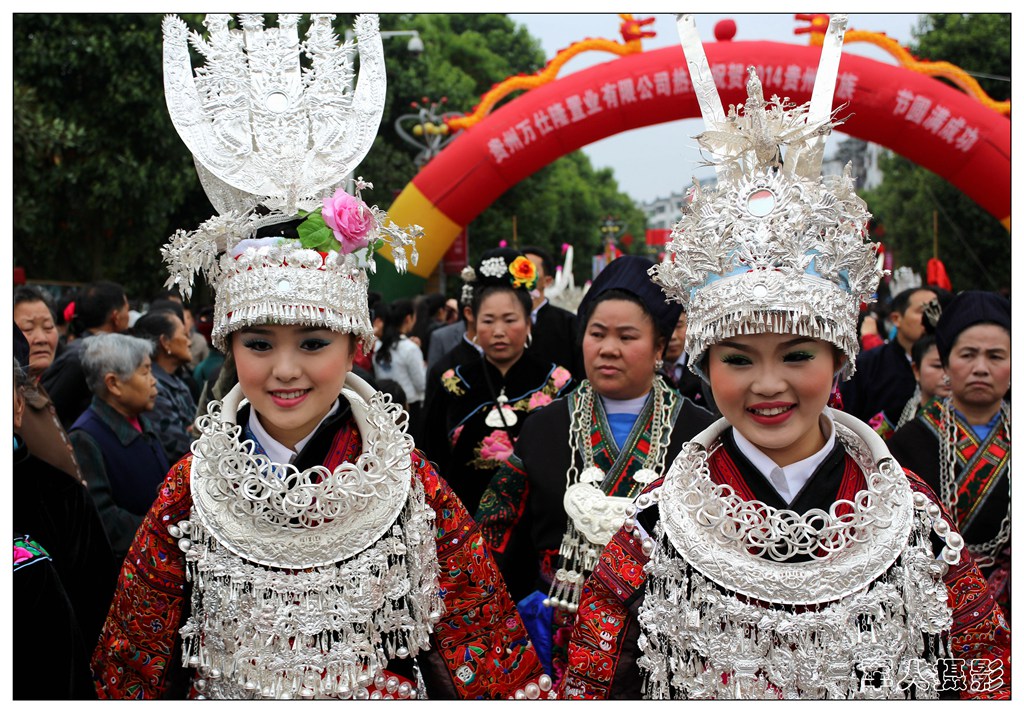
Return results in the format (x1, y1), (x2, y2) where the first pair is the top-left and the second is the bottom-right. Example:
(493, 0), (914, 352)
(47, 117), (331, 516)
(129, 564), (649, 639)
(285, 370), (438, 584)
(485, 405), (518, 428)
(484, 388), (518, 428)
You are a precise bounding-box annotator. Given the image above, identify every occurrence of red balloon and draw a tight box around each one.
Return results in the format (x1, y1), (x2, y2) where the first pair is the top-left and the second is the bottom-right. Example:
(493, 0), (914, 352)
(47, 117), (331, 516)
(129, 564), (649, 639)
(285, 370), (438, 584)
(715, 19), (737, 41)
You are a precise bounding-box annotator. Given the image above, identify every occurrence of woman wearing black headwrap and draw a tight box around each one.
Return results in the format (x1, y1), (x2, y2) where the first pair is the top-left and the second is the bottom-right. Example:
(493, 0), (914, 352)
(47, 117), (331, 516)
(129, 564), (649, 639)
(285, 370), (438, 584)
(889, 290), (1011, 616)
(475, 256), (715, 684)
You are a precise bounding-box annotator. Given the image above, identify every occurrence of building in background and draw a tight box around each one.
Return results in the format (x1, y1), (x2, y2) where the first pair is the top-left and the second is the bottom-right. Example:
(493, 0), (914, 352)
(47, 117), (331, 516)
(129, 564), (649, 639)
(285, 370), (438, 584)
(640, 137), (884, 236)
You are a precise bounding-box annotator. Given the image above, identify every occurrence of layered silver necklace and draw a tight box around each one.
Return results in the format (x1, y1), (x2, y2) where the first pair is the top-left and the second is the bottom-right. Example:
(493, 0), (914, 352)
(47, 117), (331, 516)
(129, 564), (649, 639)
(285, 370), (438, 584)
(938, 396), (1011, 569)
(544, 377), (677, 613)
(633, 410), (962, 699)
(170, 375), (442, 699)
(895, 384), (921, 430)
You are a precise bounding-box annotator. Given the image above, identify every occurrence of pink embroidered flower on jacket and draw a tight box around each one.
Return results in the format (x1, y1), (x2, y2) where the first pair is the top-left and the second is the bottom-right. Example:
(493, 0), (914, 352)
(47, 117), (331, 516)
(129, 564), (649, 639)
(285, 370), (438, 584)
(528, 391), (552, 410)
(13, 545), (33, 565)
(478, 429), (514, 463)
(452, 424), (465, 446)
(322, 188), (374, 254)
(551, 366), (572, 390)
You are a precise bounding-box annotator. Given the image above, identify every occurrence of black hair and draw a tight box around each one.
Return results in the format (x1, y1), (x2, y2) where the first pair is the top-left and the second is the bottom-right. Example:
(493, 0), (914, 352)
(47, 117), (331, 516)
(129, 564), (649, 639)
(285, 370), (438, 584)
(411, 293), (447, 347)
(152, 288), (182, 303)
(13, 285), (56, 320)
(367, 291), (384, 317)
(132, 309), (182, 349)
(521, 245), (554, 278)
(910, 334), (938, 368)
(891, 286), (936, 315)
(376, 378), (408, 408)
(69, 281), (127, 335)
(577, 288), (664, 350)
(149, 298), (185, 324)
(471, 283), (532, 322)
(376, 299), (415, 368)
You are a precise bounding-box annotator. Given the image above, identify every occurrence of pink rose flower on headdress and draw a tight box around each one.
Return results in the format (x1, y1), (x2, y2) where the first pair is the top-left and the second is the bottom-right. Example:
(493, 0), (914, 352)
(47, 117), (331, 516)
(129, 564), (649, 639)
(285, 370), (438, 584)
(13, 545), (33, 565)
(528, 391), (552, 410)
(322, 188), (374, 254)
(551, 366), (571, 390)
(478, 429), (514, 463)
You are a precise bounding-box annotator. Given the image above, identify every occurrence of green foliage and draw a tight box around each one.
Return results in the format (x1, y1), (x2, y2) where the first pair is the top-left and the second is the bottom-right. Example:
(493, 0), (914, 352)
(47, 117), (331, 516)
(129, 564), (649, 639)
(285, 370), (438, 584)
(861, 152), (1008, 292)
(912, 14), (1010, 101)
(13, 14), (206, 299)
(467, 151), (647, 283)
(13, 13), (646, 301)
(862, 13), (1009, 292)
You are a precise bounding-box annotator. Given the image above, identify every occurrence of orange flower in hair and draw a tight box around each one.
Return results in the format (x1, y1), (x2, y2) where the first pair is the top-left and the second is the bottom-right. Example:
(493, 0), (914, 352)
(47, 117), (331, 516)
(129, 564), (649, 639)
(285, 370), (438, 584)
(508, 256), (537, 290)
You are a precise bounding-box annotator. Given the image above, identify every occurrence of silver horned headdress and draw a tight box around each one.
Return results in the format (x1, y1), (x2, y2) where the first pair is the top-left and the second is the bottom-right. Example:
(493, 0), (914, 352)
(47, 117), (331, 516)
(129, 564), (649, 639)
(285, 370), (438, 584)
(650, 14), (882, 381)
(160, 14), (421, 350)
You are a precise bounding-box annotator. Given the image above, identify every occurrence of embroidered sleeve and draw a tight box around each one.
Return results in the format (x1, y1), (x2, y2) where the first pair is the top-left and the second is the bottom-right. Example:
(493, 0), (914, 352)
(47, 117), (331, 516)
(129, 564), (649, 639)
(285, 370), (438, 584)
(904, 470), (1011, 699)
(511, 366), (574, 412)
(416, 453), (548, 699)
(91, 457), (194, 699)
(559, 526), (648, 699)
(441, 368), (465, 396)
(475, 454), (529, 556)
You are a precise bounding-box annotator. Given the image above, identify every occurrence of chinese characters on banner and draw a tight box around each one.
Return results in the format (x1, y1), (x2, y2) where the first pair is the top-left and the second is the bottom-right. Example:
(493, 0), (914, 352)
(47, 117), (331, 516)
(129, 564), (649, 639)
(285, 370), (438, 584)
(892, 89), (979, 151)
(486, 62), (981, 164)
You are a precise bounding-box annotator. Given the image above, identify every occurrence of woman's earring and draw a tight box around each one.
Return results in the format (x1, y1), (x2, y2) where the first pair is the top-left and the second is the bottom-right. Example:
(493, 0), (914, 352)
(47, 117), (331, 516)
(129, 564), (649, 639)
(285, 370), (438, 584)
(655, 358), (664, 372)
(525, 332), (533, 349)
(472, 334), (479, 345)
(941, 374), (951, 387)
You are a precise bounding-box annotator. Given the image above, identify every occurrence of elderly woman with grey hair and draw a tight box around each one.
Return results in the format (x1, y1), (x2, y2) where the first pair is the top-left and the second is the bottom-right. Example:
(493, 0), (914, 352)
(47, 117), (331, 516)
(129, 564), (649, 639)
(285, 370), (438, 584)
(69, 333), (169, 561)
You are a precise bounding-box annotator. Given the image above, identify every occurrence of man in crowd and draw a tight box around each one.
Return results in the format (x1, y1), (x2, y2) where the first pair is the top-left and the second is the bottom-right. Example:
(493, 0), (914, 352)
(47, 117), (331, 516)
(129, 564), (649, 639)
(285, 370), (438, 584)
(661, 310), (714, 412)
(523, 245), (579, 375)
(42, 281), (130, 428)
(839, 285), (937, 424)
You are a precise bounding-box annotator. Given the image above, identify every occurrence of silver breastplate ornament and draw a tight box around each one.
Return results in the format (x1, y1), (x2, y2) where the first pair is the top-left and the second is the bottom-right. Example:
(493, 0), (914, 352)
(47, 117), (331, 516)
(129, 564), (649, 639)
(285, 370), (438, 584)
(632, 409), (964, 699)
(170, 373), (442, 699)
(546, 378), (677, 613)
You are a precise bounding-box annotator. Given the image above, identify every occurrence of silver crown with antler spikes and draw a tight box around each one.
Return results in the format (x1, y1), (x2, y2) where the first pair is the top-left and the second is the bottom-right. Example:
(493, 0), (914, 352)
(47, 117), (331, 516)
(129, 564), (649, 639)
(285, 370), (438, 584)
(160, 14), (421, 351)
(650, 14), (883, 381)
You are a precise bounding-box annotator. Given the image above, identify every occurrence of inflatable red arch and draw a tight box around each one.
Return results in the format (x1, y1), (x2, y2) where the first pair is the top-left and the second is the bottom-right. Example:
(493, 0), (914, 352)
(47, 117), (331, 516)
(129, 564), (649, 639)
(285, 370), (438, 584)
(377, 40), (1009, 293)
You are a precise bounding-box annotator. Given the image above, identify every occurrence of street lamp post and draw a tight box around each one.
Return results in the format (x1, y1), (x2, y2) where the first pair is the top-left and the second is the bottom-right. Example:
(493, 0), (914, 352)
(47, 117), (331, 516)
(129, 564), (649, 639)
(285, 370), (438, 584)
(343, 28), (425, 193)
(344, 28), (424, 54)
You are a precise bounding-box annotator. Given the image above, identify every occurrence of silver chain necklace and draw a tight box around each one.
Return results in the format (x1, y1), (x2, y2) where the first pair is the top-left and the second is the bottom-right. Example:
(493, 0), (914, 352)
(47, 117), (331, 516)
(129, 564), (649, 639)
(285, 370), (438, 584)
(545, 376), (677, 612)
(895, 384), (921, 430)
(938, 396), (1011, 569)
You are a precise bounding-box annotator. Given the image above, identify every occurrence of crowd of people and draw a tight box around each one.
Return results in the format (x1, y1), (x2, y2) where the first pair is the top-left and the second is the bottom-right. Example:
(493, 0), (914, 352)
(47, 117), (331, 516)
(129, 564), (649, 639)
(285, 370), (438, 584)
(12, 12), (1009, 701)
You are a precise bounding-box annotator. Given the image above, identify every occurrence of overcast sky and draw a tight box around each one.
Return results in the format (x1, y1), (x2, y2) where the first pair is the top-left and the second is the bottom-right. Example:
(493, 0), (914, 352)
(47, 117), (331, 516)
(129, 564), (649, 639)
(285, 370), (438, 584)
(507, 13), (921, 204)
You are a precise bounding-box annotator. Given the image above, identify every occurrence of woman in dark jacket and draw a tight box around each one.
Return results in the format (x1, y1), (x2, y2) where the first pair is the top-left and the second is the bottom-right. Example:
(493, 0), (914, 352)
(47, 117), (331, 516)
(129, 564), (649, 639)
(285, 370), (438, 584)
(132, 309), (199, 463)
(69, 332), (168, 560)
(475, 256), (715, 682)
(422, 248), (574, 515)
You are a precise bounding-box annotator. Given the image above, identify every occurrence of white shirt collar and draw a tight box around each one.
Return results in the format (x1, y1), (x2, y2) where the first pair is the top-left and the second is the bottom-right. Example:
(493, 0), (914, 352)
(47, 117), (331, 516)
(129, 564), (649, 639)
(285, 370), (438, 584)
(600, 391), (650, 416)
(530, 297), (548, 324)
(731, 411), (836, 506)
(247, 400), (340, 465)
(463, 333), (484, 354)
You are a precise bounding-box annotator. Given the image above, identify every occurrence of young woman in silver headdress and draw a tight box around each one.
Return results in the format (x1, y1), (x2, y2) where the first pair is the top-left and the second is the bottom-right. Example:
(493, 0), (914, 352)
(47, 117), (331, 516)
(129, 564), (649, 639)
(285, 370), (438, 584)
(90, 13), (551, 700)
(475, 255), (714, 684)
(559, 15), (1009, 700)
